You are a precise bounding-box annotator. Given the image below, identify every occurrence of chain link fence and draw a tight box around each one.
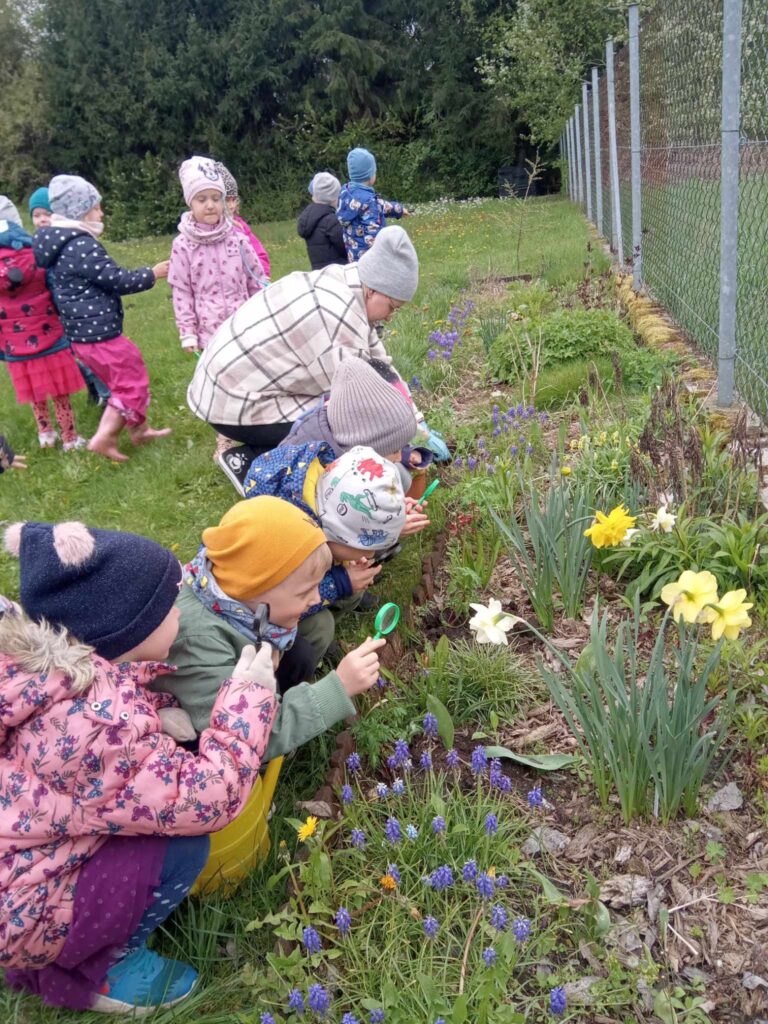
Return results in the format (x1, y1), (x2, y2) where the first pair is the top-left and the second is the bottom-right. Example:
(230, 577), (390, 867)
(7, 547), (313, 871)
(560, 0), (768, 420)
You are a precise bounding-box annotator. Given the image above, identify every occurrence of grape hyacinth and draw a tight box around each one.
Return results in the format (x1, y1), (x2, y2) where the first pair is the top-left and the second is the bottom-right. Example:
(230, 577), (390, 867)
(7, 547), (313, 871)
(489, 759), (512, 793)
(406, 824), (419, 840)
(261, 1015), (276, 1024)
(392, 778), (405, 796)
(376, 782), (389, 800)
(432, 815), (446, 835)
(422, 711), (439, 737)
(482, 947), (497, 967)
(387, 739), (410, 769)
(528, 785), (544, 808)
(287, 988), (305, 1015)
(369, 1012), (386, 1024)
(335, 907), (352, 936)
(341, 1015), (360, 1024)
(426, 865), (454, 891)
(495, 874), (509, 889)
(490, 903), (508, 931)
(446, 748), (460, 769)
(513, 916), (531, 942)
(423, 915), (439, 939)
(346, 752), (362, 774)
(419, 750), (433, 771)
(470, 746), (487, 776)
(384, 817), (402, 843)
(476, 872), (495, 900)
(462, 859), (478, 882)
(341, 784), (354, 805)
(350, 828), (366, 849)
(484, 813), (498, 835)
(387, 864), (401, 884)
(308, 984), (331, 1018)
(550, 986), (567, 1017)
(302, 925), (322, 954)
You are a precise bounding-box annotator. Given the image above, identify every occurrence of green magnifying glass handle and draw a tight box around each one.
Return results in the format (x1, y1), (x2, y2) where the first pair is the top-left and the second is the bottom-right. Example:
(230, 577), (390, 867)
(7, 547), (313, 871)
(420, 478), (440, 502)
(373, 601), (401, 639)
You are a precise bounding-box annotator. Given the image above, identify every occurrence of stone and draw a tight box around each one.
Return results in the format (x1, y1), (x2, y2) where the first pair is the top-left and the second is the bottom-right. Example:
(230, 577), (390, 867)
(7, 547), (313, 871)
(521, 826), (570, 857)
(563, 977), (601, 1005)
(706, 782), (743, 812)
(599, 874), (652, 908)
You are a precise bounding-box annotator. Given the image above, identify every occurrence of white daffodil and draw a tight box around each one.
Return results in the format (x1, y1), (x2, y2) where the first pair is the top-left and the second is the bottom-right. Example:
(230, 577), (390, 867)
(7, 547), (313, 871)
(468, 599), (520, 645)
(620, 528), (639, 548)
(650, 506), (676, 533)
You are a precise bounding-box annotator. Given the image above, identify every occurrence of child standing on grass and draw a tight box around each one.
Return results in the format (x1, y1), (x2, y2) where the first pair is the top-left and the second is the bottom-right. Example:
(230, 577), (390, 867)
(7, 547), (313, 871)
(0, 520), (280, 1014)
(28, 186), (53, 229)
(337, 147), (411, 261)
(0, 197), (86, 451)
(298, 172), (347, 270)
(214, 160), (271, 277)
(33, 175), (171, 462)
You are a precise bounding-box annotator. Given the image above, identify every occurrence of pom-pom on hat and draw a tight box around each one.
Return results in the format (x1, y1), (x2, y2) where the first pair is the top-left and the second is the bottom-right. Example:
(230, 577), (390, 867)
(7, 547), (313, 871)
(202, 497), (327, 601)
(49, 175), (101, 220)
(347, 147), (377, 184)
(358, 225), (419, 302)
(327, 357), (416, 455)
(179, 156), (225, 205)
(0, 196), (22, 228)
(309, 172), (341, 206)
(28, 187), (52, 215)
(316, 447), (406, 550)
(3, 521), (182, 661)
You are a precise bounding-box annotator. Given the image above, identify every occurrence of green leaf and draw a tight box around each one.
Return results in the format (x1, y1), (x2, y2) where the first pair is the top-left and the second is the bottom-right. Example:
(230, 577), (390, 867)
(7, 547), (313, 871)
(484, 745), (577, 771)
(426, 693), (455, 750)
(452, 994), (469, 1024)
(526, 865), (567, 904)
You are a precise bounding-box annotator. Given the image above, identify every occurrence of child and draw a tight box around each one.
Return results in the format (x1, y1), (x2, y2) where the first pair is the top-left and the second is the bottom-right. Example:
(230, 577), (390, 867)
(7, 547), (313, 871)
(298, 172), (347, 270)
(337, 147), (410, 262)
(0, 520), (280, 1013)
(0, 435), (26, 471)
(0, 197), (86, 451)
(151, 496), (387, 741)
(168, 157), (267, 357)
(244, 444), (416, 656)
(214, 161), (271, 277)
(33, 174), (171, 462)
(28, 187), (53, 229)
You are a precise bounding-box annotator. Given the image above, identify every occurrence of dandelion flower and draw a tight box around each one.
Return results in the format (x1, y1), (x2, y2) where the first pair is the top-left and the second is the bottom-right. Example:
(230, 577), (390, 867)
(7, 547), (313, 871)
(584, 504), (637, 548)
(699, 588), (753, 641)
(650, 505), (677, 533)
(380, 872), (398, 891)
(560, 466), (572, 477)
(297, 816), (318, 842)
(660, 570), (719, 624)
(469, 599), (520, 645)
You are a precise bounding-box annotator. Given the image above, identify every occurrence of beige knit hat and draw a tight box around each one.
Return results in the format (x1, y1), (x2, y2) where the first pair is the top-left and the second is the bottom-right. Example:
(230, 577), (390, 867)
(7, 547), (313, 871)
(327, 357), (417, 455)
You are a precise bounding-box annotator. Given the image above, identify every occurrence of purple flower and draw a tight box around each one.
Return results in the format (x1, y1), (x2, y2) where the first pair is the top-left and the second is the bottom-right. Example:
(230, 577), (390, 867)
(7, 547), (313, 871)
(495, 874), (509, 889)
(335, 906), (352, 936)
(470, 746), (487, 776)
(350, 828), (367, 849)
(468, 457), (477, 470)
(384, 817), (402, 843)
(492, 427), (501, 437)
(432, 815), (446, 834)
(490, 903), (508, 931)
(454, 456), (463, 468)
(369, 1012), (385, 1024)
(406, 823), (419, 840)
(550, 986), (567, 1017)
(516, 403), (524, 416)
(410, 375), (422, 390)
(392, 778), (405, 796)
(435, 1018), (446, 1024)
(387, 863), (401, 884)
(308, 983), (331, 1017)
(388, 739), (410, 768)
(261, 1014), (276, 1024)
(513, 916), (531, 941)
(540, 411), (549, 422)
(423, 711), (439, 737)
(419, 750), (433, 771)
(462, 859), (478, 882)
(446, 748), (460, 769)
(427, 349), (437, 361)
(476, 872), (494, 900)
(342, 1015), (360, 1024)
(376, 782), (389, 799)
(478, 437), (486, 450)
(346, 752), (362, 774)
(484, 813), (498, 835)
(490, 759), (512, 792)
(526, 444), (534, 455)
(482, 947), (497, 967)
(426, 864), (454, 891)
(341, 784), (354, 805)
(302, 925), (322, 954)
(528, 785), (544, 808)
(423, 915), (439, 939)
(510, 445), (519, 456)
(287, 988), (305, 1015)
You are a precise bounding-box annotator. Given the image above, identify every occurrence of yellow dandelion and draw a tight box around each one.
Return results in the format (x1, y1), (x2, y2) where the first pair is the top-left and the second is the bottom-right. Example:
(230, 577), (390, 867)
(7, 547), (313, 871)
(379, 873), (397, 891)
(561, 466), (572, 477)
(297, 816), (318, 842)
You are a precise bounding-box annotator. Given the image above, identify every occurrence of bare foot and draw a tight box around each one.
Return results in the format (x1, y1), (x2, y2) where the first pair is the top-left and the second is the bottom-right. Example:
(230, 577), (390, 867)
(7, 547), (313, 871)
(129, 425), (172, 446)
(87, 436), (129, 462)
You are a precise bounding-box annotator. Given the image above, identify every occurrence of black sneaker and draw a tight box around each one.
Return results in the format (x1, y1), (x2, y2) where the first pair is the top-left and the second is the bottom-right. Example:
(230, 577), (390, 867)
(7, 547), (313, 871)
(216, 446), (254, 496)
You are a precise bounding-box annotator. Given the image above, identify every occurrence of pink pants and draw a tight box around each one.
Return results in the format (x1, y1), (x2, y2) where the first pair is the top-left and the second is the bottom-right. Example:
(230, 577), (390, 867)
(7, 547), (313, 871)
(71, 335), (150, 426)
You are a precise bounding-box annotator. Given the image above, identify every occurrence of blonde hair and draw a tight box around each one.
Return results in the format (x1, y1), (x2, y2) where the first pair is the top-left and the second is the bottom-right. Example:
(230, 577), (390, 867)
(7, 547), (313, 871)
(303, 542), (333, 577)
(0, 606), (96, 693)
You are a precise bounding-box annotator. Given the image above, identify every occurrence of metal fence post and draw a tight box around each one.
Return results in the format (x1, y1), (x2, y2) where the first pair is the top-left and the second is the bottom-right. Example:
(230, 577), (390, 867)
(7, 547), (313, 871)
(606, 38), (624, 259)
(574, 104), (585, 205)
(582, 81), (593, 222)
(717, 0), (743, 407)
(629, 4), (642, 289)
(563, 127), (570, 197)
(568, 116), (576, 198)
(591, 67), (604, 235)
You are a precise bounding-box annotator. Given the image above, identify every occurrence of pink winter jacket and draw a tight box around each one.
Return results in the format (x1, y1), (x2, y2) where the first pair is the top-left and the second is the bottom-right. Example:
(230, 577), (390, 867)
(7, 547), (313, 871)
(168, 221), (267, 350)
(0, 610), (277, 969)
(235, 215), (271, 278)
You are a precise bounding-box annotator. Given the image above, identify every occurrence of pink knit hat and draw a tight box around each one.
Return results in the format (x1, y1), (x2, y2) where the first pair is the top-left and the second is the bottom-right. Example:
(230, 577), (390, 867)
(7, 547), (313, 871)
(179, 156), (225, 205)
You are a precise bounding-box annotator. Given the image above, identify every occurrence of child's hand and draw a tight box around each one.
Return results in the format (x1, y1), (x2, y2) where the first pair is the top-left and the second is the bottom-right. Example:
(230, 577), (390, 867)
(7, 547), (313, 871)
(408, 451), (423, 467)
(157, 706), (197, 742)
(400, 498), (430, 537)
(347, 558), (382, 593)
(232, 643), (277, 693)
(336, 637), (387, 696)
(10, 454), (27, 470)
(152, 260), (170, 280)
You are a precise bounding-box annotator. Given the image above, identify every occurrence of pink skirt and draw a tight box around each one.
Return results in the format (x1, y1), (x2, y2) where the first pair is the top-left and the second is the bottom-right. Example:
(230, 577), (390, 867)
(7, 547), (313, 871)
(7, 348), (84, 404)
(71, 335), (150, 426)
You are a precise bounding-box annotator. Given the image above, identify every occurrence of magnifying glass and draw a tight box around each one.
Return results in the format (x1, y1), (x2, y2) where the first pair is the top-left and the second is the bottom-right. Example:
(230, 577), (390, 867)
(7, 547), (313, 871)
(419, 478), (440, 502)
(373, 601), (401, 639)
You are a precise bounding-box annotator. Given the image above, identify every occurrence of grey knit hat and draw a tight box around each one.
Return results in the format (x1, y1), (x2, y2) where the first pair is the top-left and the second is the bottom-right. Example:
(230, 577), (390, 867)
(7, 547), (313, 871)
(49, 175), (102, 220)
(357, 225), (419, 302)
(327, 357), (417, 455)
(214, 161), (238, 199)
(0, 196), (22, 227)
(310, 172), (341, 206)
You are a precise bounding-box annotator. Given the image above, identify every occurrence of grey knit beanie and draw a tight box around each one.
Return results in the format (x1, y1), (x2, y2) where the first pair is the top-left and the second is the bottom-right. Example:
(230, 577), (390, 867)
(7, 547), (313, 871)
(310, 172), (341, 206)
(327, 357), (417, 455)
(49, 175), (102, 220)
(214, 161), (238, 199)
(357, 225), (419, 302)
(0, 196), (22, 227)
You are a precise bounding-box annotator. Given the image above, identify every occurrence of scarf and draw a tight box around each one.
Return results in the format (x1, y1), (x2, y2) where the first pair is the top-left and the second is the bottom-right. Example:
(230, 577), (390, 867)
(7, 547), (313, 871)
(177, 211), (233, 245)
(50, 213), (104, 238)
(184, 548), (297, 651)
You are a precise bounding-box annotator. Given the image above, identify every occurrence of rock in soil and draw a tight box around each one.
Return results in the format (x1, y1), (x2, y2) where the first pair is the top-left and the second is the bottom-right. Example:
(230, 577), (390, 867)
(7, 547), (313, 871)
(521, 826), (570, 857)
(598, 874), (652, 908)
(706, 781), (744, 812)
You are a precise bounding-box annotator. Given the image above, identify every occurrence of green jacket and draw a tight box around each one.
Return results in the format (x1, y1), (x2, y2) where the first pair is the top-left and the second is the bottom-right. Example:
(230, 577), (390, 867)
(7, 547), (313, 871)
(151, 585), (354, 760)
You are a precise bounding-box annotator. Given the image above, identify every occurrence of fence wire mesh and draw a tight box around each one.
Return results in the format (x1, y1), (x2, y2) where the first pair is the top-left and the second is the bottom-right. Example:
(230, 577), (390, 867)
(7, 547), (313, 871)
(598, 74), (612, 241)
(614, 43), (634, 265)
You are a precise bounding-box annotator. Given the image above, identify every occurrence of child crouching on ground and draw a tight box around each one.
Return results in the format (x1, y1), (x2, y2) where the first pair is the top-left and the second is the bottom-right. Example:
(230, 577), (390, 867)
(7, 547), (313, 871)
(33, 175), (171, 461)
(0, 520), (280, 1014)
(151, 496), (386, 742)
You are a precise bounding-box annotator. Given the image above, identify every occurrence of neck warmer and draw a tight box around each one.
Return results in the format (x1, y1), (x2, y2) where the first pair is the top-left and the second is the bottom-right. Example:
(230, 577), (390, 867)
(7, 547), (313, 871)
(177, 211), (233, 245)
(50, 213), (104, 238)
(185, 547), (297, 651)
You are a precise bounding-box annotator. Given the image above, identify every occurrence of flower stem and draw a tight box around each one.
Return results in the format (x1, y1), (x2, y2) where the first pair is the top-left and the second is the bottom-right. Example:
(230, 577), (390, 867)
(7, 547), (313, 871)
(458, 905), (484, 995)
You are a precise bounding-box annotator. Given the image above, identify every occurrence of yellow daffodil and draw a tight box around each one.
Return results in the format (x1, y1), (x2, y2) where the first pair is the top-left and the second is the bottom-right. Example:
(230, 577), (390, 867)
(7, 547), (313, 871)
(610, 460), (619, 472)
(699, 589), (753, 641)
(584, 505), (637, 548)
(297, 816), (319, 842)
(561, 466), (572, 477)
(660, 570), (719, 624)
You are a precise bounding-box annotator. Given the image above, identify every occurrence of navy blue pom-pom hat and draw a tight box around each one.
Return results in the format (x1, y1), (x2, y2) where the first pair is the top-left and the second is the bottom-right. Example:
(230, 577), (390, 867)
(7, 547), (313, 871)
(3, 521), (182, 660)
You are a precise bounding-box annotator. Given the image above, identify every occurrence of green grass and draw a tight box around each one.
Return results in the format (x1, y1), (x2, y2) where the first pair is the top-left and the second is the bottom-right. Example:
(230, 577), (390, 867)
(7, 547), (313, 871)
(0, 196), (603, 1023)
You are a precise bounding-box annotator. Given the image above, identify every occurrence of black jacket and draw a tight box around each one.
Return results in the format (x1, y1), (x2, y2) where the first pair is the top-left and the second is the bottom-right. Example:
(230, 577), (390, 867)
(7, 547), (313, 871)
(33, 227), (155, 343)
(297, 202), (347, 271)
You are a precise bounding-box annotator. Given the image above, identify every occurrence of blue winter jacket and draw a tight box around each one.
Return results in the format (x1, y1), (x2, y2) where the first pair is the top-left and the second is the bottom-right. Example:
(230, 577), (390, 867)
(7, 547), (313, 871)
(33, 227), (155, 343)
(243, 441), (355, 611)
(336, 183), (404, 262)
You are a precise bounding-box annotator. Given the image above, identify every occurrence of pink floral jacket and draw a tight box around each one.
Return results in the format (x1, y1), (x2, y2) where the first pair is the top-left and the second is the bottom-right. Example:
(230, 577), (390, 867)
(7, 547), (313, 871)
(0, 612), (277, 969)
(234, 215), (271, 278)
